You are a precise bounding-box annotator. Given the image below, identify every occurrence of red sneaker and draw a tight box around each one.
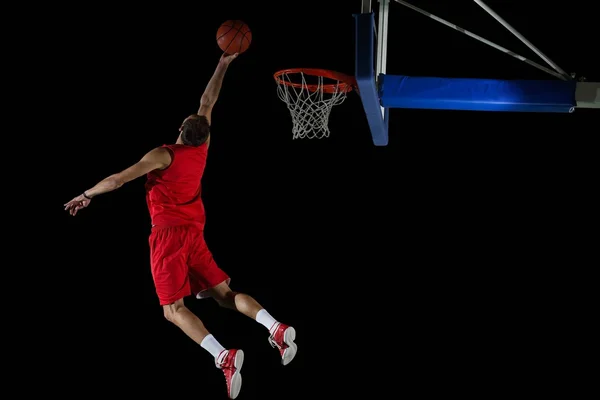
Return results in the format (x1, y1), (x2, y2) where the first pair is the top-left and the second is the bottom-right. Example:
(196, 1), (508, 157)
(216, 349), (244, 399)
(268, 323), (297, 365)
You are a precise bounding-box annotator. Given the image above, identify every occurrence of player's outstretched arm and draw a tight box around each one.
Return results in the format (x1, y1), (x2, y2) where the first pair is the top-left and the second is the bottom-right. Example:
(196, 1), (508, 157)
(64, 147), (172, 216)
(197, 53), (238, 125)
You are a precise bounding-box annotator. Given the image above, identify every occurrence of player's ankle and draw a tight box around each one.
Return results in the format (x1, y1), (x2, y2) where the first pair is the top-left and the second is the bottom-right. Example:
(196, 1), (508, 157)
(255, 309), (278, 331)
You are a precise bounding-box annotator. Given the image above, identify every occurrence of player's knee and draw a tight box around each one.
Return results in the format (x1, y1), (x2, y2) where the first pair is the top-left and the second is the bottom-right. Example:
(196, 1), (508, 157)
(215, 291), (238, 309)
(163, 300), (186, 323)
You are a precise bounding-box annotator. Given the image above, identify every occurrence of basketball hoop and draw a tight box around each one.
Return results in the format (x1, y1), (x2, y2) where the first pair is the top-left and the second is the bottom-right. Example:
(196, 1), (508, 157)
(274, 68), (356, 139)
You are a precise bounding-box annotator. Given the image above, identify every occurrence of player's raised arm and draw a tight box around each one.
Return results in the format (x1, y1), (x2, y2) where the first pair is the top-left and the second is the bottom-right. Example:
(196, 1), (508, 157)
(64, 147), (172, 216)
(197, 53), (238, 125)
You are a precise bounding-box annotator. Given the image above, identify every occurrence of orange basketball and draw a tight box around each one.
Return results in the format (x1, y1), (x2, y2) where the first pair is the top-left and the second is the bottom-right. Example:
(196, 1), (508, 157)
(216, 20), (252, 55)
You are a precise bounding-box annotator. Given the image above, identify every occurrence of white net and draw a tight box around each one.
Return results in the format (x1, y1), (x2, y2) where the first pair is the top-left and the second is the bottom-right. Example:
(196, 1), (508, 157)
(276, 71), (350, 139)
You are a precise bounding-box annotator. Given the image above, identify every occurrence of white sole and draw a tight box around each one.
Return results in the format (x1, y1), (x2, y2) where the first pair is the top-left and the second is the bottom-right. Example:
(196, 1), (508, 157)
(282, 327), (297, 366)
(229, 350), (244, 399)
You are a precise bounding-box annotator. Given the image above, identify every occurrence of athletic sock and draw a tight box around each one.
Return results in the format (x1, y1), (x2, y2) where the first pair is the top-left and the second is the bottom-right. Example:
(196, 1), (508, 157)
(256, 309), (279, 331)
(201, 334), (226, 359)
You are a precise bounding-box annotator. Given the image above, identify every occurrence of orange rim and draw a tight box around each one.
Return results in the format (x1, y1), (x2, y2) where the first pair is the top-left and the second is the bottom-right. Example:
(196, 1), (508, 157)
(274, 68), (356, 94)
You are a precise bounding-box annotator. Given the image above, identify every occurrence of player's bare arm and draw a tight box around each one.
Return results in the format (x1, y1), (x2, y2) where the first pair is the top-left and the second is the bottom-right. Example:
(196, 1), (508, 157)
(64, 147), (172, 216)
(197, 53), (239, 127)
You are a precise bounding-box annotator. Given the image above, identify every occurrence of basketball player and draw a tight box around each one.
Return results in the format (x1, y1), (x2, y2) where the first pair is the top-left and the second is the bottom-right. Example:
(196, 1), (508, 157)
(64, 53), (297, 399)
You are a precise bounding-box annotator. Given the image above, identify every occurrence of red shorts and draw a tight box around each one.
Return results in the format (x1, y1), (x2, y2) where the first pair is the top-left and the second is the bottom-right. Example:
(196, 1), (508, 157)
(149, 224), (230, 305)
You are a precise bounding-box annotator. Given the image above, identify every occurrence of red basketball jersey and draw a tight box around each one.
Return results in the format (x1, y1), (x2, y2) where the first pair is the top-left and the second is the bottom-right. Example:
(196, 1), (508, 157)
(145, 143), (208, 228)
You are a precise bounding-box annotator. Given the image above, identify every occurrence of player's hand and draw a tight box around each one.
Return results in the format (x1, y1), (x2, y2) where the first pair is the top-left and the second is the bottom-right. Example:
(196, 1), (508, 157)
(220, 52), (239, 65)
(64, 194), (91, 216)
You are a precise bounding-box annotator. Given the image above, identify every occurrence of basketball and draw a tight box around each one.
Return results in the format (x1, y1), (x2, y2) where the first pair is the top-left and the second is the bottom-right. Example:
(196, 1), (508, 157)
(216, 20), (252, 55)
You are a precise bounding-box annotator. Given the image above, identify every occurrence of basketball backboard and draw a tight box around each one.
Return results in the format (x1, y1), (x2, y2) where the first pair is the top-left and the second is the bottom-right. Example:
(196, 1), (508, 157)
(354, 0), (596, 147)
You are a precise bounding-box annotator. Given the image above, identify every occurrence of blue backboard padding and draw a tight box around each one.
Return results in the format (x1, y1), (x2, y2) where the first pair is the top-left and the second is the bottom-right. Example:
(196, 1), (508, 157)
(379, 75), (577, 113)
(354, 12), (388, 146)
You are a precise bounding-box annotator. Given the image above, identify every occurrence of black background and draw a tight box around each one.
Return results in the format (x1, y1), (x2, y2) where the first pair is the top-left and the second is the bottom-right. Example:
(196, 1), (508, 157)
(49, 1), (596, 397)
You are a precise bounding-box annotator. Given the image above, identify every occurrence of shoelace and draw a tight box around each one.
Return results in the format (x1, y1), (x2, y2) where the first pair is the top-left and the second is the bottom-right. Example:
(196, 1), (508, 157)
(268, 335), (282, 349)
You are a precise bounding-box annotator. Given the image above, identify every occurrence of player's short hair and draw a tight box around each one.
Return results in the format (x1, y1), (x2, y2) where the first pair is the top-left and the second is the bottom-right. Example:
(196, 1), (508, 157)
(181, 115), (210, 146)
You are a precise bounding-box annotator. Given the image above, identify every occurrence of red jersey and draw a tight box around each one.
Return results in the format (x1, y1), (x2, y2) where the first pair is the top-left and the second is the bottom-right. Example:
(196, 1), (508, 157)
(145, 143), (208, 228)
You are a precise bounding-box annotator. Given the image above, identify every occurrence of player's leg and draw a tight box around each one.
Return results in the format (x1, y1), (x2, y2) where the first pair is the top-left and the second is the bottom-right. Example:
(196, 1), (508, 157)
(208, 281), (263, 318)
(151, 226), (228, 356)
(208, 281), (298, 366)
(162, 298), (243, 399)
(187, 226), (297, 366)
(151, 225), (243, 399)
(162, 298), (211, 345)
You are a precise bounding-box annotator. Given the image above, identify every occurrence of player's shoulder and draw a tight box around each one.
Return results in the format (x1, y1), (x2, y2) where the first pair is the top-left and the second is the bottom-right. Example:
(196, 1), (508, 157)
(150, 145), (172, 156)
(144, 145), (174, 166)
